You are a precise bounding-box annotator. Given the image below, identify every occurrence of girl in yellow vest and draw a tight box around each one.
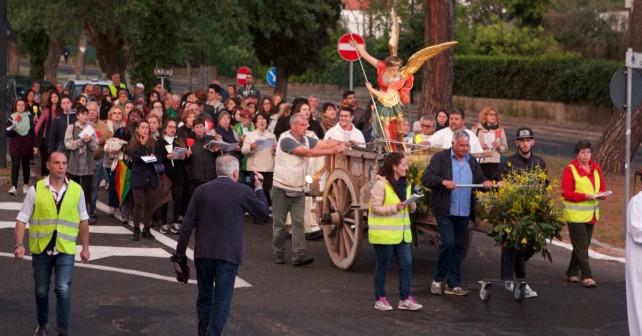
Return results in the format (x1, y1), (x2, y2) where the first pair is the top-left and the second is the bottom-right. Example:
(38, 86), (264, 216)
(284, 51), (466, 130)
(368, 152), (422, 311)
(561, 141), (606, 288)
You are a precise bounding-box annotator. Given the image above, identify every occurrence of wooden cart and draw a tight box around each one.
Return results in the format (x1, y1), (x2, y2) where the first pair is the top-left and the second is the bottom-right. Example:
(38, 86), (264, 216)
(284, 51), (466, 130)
(310, 146), (490, 271)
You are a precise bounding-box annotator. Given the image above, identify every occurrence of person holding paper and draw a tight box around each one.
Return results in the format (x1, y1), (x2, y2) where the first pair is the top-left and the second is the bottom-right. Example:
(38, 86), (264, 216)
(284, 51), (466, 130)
(185, 118), (221, 196)
(64, 106), (98, 216)
(157, 119), (188, 234)
(561, 141), (606, 288)
(368, 152), (421, 311)
(242, 113), (276, 224)
(471, 107), (508, 179)
(128, 120), (160, 241)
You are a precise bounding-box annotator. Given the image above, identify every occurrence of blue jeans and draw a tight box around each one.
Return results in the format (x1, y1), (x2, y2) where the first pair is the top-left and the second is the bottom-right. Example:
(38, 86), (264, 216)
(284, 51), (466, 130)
(373, 242), (412, 301)
(434, 215), (469, 287)
(32, 252), (75, 335)
(195, 259), (238, 336)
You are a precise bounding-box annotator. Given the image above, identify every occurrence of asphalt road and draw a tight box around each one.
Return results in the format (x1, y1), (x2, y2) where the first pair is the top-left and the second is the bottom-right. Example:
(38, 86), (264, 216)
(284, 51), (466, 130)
(0, 186), (629, 335)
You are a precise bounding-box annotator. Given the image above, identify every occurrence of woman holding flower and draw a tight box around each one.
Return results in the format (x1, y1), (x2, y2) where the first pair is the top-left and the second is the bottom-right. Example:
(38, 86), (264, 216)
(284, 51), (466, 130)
(561, 141), (606, 288)
(7, 99), (37, 195)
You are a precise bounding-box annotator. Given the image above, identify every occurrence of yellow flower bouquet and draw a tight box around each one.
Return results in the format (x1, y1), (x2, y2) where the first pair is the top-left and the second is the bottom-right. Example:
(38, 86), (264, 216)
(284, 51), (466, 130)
(406, 154), (431, 215)
(476, 166), (564, 262)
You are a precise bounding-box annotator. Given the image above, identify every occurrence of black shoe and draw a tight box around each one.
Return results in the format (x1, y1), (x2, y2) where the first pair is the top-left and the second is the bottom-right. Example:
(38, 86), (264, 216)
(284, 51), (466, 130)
(274, 255), (285, 264)
(88, 216), (97, 225)
(90, 211), (97, 219)
(130, 229), (140, 241)
(141, 228), (155, 240)
(292, 255), (314, 266)
(286, 233), (292, 240)
(305, 230), (323, 240)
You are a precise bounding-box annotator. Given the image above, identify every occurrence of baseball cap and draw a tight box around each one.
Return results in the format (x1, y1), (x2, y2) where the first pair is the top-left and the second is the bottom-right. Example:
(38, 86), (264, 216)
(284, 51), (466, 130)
(135, 83), (144, 89)
(515, 127), (535, 139)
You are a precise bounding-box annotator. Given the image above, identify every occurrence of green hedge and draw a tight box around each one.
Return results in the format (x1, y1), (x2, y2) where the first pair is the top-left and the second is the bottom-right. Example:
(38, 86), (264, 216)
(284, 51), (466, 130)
(453, 55), (621, 107)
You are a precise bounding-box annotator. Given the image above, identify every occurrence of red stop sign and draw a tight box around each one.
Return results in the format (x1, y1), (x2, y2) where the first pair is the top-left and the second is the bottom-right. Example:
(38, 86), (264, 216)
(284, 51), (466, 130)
(237, 67), (252, 86)
(337, 33), (365, 62)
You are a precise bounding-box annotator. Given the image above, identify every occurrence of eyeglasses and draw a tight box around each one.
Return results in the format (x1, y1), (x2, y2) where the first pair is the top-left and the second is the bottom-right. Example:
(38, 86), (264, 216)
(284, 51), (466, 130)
(421, 124), (434, 128)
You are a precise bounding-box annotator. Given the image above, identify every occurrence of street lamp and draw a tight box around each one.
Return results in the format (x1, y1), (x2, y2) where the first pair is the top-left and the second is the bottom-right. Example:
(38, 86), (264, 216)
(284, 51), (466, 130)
(154, 66), (173, 90)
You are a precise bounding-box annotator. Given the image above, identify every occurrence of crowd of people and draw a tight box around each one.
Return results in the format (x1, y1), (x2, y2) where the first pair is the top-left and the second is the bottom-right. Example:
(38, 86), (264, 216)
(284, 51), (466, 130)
(11, 70), (615, 334)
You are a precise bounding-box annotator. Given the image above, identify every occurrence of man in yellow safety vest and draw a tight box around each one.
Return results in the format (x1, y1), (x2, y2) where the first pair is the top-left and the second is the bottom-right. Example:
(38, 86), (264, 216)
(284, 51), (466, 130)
(14, 151), (91, 336)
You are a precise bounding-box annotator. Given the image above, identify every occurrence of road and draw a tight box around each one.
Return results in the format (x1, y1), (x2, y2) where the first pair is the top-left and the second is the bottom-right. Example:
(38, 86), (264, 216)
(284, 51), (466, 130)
(0, 186), (629, 335)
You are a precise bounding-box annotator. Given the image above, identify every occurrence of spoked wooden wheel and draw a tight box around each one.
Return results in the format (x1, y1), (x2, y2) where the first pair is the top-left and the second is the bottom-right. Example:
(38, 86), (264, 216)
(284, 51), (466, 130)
(320, 169), (362, 270)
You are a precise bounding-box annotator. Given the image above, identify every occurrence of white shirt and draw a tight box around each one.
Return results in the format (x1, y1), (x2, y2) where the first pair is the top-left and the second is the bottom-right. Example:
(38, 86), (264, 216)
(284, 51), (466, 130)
(323, 123), (365, 147)
(426, 127), (483, 153)
(17, 176), (90, 224)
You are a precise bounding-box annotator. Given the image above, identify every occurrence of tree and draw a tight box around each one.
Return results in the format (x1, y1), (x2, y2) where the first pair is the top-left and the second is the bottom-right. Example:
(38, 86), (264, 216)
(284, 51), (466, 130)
(593, 0), (642, 175)
(8, 0), (79, 82)
(243, 0), (341, 99)
(421, 0), (455, 116)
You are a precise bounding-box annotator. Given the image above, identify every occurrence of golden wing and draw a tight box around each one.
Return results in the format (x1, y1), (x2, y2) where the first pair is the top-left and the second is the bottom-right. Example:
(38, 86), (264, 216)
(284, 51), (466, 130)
(400, 41), (458, 78)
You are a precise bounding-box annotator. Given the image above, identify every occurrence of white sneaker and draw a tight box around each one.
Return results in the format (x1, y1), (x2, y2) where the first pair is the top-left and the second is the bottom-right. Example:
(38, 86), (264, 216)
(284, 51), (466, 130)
(8, 186), (17, 195)
(398, 296), (422, 311)
(374, 297), (392, 311)
(159, 224), (170, 234)
(524, 284), (538, 298)
(505, 281), (514, 292)
(170, 223), (181, 234)
(430, 281), (443, 295)
(23, 184), (29, 194)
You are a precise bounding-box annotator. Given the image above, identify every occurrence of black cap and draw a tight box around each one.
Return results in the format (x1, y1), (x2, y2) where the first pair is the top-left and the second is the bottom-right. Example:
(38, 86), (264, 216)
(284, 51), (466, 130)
(515, 127), (534, 139)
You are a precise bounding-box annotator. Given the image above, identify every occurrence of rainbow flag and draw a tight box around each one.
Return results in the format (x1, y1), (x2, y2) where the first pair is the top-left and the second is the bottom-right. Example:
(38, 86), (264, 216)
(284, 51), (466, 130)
(115, 160), (131, 206)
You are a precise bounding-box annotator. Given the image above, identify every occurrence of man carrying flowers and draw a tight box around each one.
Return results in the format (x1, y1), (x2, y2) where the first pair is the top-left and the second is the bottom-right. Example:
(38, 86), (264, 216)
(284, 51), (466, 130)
(492, 127), (547, 298)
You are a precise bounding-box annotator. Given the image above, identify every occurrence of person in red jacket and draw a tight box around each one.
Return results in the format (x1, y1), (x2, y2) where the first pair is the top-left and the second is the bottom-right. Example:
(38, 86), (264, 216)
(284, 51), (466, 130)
(561, 141), (606, 288)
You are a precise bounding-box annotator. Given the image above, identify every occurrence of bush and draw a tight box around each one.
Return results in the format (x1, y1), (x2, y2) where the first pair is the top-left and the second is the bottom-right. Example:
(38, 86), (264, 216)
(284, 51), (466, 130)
(454, 55), (620, 106)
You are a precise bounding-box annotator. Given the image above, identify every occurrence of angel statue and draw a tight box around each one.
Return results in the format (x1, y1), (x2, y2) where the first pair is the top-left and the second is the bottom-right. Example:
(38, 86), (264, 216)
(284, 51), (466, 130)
(349, 8), (457, 148)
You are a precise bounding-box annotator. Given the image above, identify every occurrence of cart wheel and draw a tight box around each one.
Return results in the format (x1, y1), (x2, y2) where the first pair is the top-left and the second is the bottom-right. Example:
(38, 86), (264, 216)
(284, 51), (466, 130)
(513, 281), (526, 302)
(320, 169), (362, 270)
(478, 281), (492, 303)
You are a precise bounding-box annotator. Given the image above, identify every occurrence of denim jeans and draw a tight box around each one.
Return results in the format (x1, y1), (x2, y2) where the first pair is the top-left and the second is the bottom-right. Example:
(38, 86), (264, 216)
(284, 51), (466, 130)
(373, 242), (412, 301)
(195, 259), (238, 336)
(90, 158), (104, 213)
(270, 188), (306, 258)
(32, 252), (75, 335)
(434, 215), (469, 287)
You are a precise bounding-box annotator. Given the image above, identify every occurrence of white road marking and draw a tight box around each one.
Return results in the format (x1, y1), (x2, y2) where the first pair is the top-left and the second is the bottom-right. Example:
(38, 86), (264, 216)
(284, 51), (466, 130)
(77, 246), (171, 261)
(551, 240), (625, 263)
(0, 202), (24, 211)
(1, 252), (250, 287)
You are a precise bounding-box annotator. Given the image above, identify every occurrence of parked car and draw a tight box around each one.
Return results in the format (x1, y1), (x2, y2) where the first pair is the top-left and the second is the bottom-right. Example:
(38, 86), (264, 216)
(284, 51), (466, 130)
(6, 75), (54, 109)
(63, 79), (111, 100)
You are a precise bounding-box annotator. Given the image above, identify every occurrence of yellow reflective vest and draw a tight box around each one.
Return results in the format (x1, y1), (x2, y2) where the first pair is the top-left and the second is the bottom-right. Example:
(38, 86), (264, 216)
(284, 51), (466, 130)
(368, 181), (412, 244)
(29, 179), (82, 255)
(563, 164), (600, 223)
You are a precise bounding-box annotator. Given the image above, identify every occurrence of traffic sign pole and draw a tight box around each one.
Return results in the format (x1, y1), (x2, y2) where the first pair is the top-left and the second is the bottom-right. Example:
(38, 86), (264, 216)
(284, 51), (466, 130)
(349, 62), (353, 91)
(626, 48), (633, 225)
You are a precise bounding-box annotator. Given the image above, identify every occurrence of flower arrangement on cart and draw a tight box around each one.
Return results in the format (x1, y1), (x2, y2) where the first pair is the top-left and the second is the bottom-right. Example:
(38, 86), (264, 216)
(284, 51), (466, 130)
(476, 166), (565, 261)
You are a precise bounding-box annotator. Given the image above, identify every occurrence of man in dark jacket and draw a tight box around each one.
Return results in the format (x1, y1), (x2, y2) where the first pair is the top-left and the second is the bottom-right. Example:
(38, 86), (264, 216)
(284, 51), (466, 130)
(175, 155), (268, 336)
(47, 95), (77, 155)
(492, 127), (547, 298)
(421, 130), (492, 296)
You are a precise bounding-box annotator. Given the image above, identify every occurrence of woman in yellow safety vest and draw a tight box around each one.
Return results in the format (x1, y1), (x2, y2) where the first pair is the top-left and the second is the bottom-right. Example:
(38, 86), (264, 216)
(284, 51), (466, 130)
(368, 152), (422, 311)
(561, 141), (606, 288)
